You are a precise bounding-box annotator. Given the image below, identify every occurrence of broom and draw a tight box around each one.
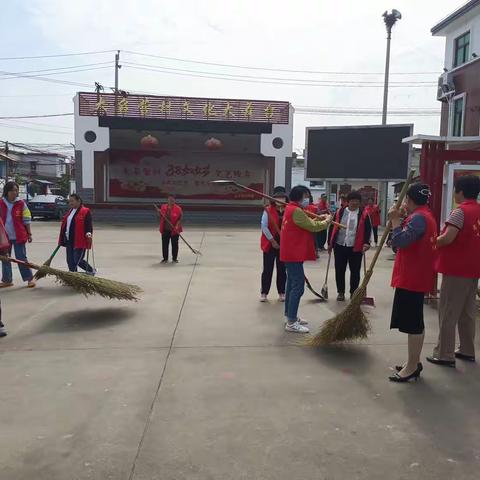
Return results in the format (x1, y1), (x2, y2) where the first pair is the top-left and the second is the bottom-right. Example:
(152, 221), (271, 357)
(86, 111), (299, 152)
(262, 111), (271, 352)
(320, 251), (332, 299)
(361, 253), (375, 307)
(33, 245), (61, 281)
(307, 170), (416, 346)
(210, 180), (346, 229)
(154, 204), (202, 255)
(0, 255), (141, 301)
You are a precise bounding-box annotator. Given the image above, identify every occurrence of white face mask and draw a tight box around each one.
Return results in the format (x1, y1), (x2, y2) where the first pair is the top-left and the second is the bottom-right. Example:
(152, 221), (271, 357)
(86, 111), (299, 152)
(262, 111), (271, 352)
(301, 198), (310, 208)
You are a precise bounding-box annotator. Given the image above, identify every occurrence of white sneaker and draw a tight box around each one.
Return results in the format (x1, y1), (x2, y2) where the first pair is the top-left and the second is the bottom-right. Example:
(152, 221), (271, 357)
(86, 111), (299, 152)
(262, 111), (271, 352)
(278, 294), (286, 302)
(285, 321), (310, 333)
(260, 294), (268, 302)
(284, 317), (308, 326)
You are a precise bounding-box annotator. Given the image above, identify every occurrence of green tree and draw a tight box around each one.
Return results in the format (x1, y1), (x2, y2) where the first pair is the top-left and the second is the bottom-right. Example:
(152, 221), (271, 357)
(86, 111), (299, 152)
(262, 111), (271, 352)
(57, 173), (71, 197)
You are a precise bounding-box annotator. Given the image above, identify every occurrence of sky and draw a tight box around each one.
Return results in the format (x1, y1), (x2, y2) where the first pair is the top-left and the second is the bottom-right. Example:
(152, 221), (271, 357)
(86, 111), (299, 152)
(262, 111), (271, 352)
(0, 0), (464, 154)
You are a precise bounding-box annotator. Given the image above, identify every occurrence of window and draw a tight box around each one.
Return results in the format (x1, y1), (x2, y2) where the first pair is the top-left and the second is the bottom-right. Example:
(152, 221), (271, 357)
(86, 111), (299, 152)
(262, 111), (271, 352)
(30, 162), (37, 173)
(452, 96), (465, 136)
(454, 32), (470, 67)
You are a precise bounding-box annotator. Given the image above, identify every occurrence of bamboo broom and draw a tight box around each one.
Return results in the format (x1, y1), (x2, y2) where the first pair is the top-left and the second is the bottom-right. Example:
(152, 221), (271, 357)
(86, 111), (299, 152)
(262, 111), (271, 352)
(33, 245), (61, 281)
(307, 170), (416, 345)
(0, 256), (141, 301)
(210, 180), (346, 229)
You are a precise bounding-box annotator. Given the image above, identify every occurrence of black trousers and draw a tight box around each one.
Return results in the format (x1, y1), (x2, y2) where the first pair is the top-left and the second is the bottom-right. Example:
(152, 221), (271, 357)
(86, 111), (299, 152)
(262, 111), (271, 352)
(316, 229), (328, 250)
(372, 226), (379, 244)
(334, 244), (363, 294)
(162, 232), (179, 261)
(261, 247), (286, 295)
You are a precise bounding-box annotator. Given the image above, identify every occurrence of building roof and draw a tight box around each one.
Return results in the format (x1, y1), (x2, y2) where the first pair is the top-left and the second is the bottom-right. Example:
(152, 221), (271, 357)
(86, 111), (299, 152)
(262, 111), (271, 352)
(432, 0), (480, 35)
(403, 134), (480, 149)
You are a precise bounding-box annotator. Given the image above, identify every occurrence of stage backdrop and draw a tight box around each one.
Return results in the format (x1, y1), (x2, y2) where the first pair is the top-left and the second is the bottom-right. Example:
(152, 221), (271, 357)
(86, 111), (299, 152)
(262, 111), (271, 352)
(108, 149), (267, 203)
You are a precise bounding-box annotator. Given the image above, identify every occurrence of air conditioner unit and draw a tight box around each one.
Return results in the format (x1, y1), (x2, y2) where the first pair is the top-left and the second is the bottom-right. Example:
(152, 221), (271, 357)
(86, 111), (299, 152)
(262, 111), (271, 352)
(437, 72), (455, 101)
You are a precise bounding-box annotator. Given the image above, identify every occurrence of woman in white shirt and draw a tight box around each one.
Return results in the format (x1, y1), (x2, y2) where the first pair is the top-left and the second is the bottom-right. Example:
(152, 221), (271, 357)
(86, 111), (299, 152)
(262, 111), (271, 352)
(328, 191), (372, 301)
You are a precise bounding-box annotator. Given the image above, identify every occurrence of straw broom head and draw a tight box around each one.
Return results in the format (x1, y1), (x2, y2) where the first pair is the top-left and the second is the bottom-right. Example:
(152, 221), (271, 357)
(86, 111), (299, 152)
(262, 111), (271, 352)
(0, 255), (141, 301)
(37, 265), (142, 301)
(306, 285), (370, 346)
(33, 255), (54, 281)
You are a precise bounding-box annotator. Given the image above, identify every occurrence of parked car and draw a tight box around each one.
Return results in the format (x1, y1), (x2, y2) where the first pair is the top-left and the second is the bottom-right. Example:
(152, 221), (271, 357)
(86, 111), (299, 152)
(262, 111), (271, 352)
(28, 195), (69, 220)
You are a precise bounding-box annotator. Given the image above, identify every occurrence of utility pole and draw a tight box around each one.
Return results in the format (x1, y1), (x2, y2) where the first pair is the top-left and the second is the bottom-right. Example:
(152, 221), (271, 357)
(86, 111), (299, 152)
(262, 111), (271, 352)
(382, 10), (401, 125)
(114, 50), (121, 115)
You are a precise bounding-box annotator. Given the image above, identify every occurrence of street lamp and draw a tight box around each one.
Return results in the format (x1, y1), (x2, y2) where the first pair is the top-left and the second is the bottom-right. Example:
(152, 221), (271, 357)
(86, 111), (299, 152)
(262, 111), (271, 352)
(382, 9), (402, 125)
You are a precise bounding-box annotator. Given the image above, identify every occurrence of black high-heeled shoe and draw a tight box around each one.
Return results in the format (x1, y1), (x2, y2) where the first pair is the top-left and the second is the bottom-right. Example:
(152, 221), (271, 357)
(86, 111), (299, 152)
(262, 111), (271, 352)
(395, 362), (423, 372)
(389, 363), (423, 383)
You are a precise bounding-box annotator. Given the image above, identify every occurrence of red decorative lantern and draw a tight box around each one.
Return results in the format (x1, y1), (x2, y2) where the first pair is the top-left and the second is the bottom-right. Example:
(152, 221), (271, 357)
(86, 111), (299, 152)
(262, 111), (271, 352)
(205, 137), (222, 151)
(140, 134), (159, 149)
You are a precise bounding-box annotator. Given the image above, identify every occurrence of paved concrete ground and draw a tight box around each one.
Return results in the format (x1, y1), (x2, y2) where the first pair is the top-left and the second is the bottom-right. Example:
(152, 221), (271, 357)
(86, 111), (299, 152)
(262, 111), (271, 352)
(0, 222), (479, 480)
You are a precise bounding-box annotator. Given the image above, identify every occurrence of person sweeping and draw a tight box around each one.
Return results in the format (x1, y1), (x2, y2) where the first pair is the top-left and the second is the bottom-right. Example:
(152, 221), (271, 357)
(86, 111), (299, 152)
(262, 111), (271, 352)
(159, 194), (183, 263)
(280, 185), (331, 333)
(427, 174), (480, 367)
(329, 190), (372, 302)
(0, 216), (9, 337)
(58, 194), (95, 275)
(260, 186), (288, 302)
(388, 183), (437, 383)
(0, 181), (35, 288)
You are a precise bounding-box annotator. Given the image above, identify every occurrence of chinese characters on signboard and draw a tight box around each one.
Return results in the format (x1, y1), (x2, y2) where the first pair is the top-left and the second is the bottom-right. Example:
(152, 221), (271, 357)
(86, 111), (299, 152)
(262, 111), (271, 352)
(108, 150), (265, 202)
(79, 92), (290, 125)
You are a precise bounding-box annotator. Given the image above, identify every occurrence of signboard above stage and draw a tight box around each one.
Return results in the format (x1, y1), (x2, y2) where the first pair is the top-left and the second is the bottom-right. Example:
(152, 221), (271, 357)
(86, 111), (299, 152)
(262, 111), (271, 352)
(78, 92), (290, 125)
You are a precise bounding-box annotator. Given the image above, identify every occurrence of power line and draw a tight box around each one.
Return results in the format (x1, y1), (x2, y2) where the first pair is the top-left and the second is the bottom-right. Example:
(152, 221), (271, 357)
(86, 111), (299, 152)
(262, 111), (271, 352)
(0, 61), (113, 77)
(0, 65), (113, 82)
(122, 61), (437, 86)
(0, 113), (73, 119)
(7, 119), (72, 130)
(0, 94), (74, 98)
(123, 50), (439, 76)
(0, 122), (72, 135)
(124, 64), (437, 88)
(0, 50), (116, 61)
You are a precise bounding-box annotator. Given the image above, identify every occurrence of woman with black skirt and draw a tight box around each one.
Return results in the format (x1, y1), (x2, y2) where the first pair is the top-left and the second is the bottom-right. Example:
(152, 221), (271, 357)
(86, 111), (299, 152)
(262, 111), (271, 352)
(388, 183), (438, 382)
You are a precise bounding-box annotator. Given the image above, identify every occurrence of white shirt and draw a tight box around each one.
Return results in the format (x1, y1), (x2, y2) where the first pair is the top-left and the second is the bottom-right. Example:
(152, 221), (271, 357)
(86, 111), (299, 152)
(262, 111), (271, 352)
(336, 208), (359, 247)
(65, 209), (77, 240)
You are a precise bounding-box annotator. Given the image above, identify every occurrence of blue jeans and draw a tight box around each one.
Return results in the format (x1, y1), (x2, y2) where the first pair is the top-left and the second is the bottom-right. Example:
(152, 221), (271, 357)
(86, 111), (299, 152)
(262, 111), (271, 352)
(66, 241), (94, 273)
(284, 262), (305, 323)
(2, 240), (33, 283)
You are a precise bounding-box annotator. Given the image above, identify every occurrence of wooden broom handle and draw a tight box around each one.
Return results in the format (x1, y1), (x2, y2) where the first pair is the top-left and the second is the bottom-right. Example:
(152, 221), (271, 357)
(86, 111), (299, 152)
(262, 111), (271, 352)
(365, 170), (416, 277)
(0, 255), (40, 271)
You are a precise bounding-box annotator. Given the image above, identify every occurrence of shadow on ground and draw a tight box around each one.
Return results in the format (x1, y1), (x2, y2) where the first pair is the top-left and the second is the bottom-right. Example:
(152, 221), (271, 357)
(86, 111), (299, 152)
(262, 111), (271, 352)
(41, 307), (135, 333)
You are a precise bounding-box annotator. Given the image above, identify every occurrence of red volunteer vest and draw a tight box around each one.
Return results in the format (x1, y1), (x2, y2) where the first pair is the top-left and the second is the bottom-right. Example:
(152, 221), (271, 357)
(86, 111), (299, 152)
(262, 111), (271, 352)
(329, 207), (368, 253)
(59, 206), (92, 250)
(435, 200), (480, 278)
(365, 205), (381, 227)
(280, 203), (316, 263)
(261, 206), (282, 253)
(0, 217), (10, 252)
(306, 204), (317, 215)
(317, 200), (329, 214)
(0, 199), (29, 244)
(159, 203), (183, 235)
(391, 206), (438, 293)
